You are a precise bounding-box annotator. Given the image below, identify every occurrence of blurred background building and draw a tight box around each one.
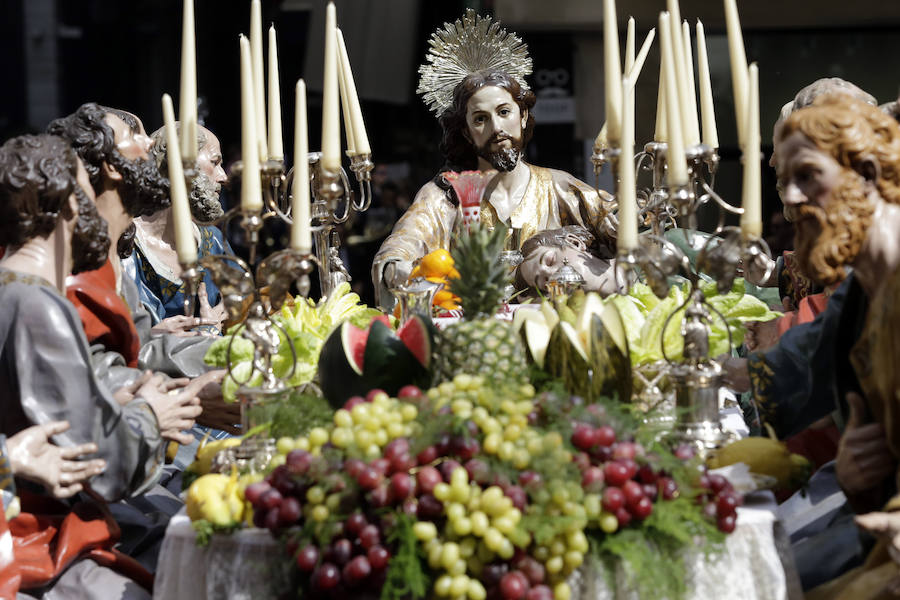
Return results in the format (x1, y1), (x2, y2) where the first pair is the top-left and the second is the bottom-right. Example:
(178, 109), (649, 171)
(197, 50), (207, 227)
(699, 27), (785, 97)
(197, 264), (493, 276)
(2, 0), (899, 302)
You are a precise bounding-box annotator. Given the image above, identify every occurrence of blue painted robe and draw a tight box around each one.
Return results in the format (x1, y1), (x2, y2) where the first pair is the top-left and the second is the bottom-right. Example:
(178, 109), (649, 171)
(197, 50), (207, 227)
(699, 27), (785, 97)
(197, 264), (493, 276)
(126, 225), (231, 326)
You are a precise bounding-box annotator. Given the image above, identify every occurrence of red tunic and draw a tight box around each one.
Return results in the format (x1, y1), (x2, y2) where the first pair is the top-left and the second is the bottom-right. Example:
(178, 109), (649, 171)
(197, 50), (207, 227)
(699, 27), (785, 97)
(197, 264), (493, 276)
(65, 260), (140, 368)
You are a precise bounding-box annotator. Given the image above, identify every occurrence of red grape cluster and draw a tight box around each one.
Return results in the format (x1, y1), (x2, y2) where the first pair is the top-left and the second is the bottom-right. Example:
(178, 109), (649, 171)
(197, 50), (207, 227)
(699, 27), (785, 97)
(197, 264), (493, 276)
(232, 378), (742, 600)
(294, 511), (392, 595)
(243, 449), (398, 596)
(568, 422), (678, 532)
(480, 556), (562, 600)
(697, 472), (742, 533)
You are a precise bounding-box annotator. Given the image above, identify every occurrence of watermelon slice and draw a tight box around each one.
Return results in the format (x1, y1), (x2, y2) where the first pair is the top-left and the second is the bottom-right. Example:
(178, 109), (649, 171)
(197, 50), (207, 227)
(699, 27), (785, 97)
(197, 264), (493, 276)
(318, 316), (435, 407)
(397, 316), (432, 368)
(341, 322), (369, 376)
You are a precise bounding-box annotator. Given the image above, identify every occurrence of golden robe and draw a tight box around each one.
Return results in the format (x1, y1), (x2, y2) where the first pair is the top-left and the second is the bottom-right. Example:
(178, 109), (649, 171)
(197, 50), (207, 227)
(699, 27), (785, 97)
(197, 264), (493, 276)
(371, 164), (615, 307)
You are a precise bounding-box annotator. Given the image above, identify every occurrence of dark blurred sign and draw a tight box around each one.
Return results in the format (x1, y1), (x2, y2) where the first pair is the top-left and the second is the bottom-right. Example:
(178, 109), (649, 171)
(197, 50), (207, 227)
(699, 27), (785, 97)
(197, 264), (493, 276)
(529, 38), (574, 124)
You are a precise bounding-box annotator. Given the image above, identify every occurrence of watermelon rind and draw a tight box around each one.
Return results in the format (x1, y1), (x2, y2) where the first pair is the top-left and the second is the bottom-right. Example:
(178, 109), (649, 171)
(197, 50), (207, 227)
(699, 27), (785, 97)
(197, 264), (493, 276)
(545, 321), (591, 399)
(319, 322), (370, 407)
(363, 320), (430, 396)
(588, 313), (633, 403)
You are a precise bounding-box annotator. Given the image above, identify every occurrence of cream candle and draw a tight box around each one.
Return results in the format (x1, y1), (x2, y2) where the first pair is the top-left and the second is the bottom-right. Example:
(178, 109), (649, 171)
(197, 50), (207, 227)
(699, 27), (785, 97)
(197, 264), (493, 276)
(618, 77), (638, 251)
(696, 21), (718, 148)
(603, 0), (623, 146)
(336, 30), (357, 155)
(336, 28), (370, 156)
(321, 2), (340, 171)
(655, 54), (667, 142)
(162, 93), (197, 264)
(625, 17), (635, 74)
(629, 28), (655, 83)
(250, 0), (268, 161)
(681, 19), (701, 146)
(724, 0), (749, 148)
(291, 79), (311, 252)
(178, 0), (198, 162)
(239, 35), (262, 211)
(666, 0), (693, 145)
(741, 63), (762, 238)
(593, 122), (608, 153)
(267, 25), (284, 160)
(660, 12), (688, 185)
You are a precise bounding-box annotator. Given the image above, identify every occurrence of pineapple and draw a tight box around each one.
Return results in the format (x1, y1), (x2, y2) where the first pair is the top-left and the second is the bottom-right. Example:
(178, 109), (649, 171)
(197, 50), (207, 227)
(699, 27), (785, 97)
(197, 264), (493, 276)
(436, 225), (529, 388)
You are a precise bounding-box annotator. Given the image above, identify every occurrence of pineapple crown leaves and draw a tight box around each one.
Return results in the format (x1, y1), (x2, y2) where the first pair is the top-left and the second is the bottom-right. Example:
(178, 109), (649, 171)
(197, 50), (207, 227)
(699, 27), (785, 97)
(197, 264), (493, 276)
(449, 224), (509, 320)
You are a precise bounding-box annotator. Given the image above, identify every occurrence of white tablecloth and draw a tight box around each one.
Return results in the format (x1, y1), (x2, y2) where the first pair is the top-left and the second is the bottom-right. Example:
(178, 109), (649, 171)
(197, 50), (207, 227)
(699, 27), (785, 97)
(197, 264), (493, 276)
(154, 515), (293, 600)
(154, 492), (801, 600)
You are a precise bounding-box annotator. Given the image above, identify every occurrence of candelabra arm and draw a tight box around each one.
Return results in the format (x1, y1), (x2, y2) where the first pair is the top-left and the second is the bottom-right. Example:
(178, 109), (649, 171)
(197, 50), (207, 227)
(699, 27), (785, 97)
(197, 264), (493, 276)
(699, 181), (744, 216)
(349, 153), (374, 212)
(613, 248), (640, 295)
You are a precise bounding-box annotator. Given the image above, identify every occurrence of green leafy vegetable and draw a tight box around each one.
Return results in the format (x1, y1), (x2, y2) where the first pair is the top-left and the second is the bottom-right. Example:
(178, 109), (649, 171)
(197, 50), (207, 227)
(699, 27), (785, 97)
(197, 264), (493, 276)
(608, 279), (780, 365)
(268, 391), (334, 440)
(381, 512), (431, 600)
(204, 282), (382, 401)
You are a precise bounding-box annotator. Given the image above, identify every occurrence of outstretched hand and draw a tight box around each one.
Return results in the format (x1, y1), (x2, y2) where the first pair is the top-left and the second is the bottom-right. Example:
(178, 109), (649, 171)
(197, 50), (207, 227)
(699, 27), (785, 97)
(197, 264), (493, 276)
(8, 421), (106, 498)
(744, 319), (780, 353)
(150, 315), (218, 338)
(112, 369), (154, 406)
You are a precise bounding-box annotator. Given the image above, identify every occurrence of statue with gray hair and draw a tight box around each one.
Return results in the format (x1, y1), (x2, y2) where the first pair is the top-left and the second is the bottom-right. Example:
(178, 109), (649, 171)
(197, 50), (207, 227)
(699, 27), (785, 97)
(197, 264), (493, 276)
(125, 122), (231, 330)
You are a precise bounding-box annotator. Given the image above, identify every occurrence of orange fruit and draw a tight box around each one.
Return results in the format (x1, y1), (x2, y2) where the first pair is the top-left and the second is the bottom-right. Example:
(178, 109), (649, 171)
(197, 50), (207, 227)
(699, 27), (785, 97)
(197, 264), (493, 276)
(408, 264), (423, 279)
(433, 289), (455, 304)
(447, 267), (461, 279)
(420, 249), (454, 277)
(438, 299), (460, 311)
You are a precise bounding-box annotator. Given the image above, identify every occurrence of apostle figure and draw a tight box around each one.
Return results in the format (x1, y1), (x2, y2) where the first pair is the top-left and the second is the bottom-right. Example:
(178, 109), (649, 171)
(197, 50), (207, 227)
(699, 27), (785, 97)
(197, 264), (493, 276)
(128, 123), (230, 331)
(48, 103), (220, 386)
(0, 133), (200, 501)
(764, 95), (900, 598)
(372, 10), (617, 309)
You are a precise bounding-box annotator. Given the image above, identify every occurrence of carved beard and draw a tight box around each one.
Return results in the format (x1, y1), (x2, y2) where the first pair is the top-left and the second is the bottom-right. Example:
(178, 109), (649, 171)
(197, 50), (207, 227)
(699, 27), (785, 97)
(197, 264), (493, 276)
(109, 150), (171, 217)
(70, 186), (112, 274)
(189, 171), (224, 222)
(476, 133), (522, 172)
(793, 169), (875, 286)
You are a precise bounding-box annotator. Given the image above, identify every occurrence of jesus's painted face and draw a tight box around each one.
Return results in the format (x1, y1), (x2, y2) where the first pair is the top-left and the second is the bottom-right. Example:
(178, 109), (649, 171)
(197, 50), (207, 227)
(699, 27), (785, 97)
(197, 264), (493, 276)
(465, 86), (527, 172)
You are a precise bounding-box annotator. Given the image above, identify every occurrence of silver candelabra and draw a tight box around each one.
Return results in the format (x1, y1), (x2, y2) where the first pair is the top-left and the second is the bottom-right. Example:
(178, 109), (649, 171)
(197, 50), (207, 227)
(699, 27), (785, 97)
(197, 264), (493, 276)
(175, 150), (374, 468)
(597, 140), (772, 453)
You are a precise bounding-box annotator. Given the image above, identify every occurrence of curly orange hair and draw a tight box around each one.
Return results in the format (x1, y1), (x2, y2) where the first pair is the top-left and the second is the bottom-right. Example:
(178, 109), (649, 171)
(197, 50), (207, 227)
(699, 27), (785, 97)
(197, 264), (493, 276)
(778, 94), (900, 206)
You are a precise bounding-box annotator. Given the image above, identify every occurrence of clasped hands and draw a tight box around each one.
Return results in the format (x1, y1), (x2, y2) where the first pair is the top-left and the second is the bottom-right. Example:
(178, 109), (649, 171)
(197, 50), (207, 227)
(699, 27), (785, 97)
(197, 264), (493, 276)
(113, 369), (225, 445)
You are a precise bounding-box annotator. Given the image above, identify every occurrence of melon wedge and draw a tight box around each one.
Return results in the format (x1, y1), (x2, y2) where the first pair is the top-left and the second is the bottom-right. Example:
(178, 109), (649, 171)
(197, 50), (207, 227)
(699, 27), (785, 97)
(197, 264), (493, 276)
(512, 306), (544, 333)
(397, 316), (432, 368)
(599, 303), (629, 358)
(341, 322), (368, 376)
(540, 301), (560, 332)
(523, 318), (551, 369)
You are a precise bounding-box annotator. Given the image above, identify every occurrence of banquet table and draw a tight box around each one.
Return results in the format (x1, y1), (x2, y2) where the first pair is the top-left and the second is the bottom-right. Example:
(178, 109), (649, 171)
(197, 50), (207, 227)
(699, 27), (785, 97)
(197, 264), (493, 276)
(153, 491), (802, 600)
